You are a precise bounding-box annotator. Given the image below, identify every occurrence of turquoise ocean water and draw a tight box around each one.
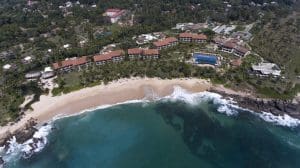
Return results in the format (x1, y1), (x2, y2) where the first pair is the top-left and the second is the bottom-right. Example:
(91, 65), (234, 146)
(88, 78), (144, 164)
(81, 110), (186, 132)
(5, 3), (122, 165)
(4, 89), (300, 168)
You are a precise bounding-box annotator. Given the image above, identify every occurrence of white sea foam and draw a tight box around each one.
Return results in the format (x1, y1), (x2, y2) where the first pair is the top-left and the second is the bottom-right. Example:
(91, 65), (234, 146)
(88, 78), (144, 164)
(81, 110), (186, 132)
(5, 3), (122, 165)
(2, 86), (299, 162)
(0, 124), (53, 162)
(21, 124), (52, 158)
(163, 86), (238, 115)
(1, 100), (149, 162)
(253, 112), (300, 127)
(163, 86), (300, 127)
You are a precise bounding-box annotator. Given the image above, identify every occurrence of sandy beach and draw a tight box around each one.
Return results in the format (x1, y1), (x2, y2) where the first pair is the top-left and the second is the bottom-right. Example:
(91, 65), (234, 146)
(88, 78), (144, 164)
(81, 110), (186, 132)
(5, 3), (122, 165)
(0, 77), (212, 139)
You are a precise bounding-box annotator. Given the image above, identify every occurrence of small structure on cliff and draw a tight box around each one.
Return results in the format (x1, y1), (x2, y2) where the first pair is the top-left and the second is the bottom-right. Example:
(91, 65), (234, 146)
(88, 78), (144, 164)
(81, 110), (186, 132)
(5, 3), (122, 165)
(251, 63), (281, 77)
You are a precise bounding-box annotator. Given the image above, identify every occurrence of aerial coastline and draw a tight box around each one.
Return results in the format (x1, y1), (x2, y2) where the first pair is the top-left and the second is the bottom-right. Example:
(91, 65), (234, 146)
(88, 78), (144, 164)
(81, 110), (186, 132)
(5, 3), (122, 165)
(0, 77), (212, 143)
(1, 77), (299, 147)
(1, 0), (300, 167)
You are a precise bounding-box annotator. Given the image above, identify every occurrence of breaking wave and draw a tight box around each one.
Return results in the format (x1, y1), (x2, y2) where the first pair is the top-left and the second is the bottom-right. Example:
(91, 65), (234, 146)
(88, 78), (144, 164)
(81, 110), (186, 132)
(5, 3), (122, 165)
(163, 86), (300, 128)
(253, 112), (300, 127)
(0, 99), (147, 164)
(1, 86), (299, 164)
(163, 86), (239, 115)
(0, 124), (52, 164)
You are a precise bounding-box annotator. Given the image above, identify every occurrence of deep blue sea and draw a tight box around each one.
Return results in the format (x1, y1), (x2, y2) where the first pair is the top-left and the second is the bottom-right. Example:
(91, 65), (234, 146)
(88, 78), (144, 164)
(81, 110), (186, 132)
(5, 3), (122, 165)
(3, 88), (300, 168)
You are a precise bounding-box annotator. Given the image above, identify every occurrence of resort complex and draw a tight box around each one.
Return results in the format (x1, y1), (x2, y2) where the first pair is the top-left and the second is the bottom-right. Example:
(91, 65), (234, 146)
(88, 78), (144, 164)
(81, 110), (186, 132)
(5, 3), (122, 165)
(1, 0), (300, 167)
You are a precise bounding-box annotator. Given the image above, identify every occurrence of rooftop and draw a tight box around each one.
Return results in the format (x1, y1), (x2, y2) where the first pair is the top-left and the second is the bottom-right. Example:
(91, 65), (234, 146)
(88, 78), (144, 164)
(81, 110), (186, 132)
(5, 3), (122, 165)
(104, 8), (126, 18)
(44, 67), (53, 72)
(24, 56), (32, 61)
(153, 37), (178, 47)
(25, 71), (42, 79)
(128, 48), (143, 55)
(143, 49), (159, 55)
(106, 8), (122, 13)
(53, 56), (89, 70)
(3, 64), (11, 70)
(221, 42), (236, 49)
(179, 32), (207, 40)
(128, 48), (159, 55)
(93, 50), (125, 62)
(252, 63), (281, 76)
(234, 45), (249, 54)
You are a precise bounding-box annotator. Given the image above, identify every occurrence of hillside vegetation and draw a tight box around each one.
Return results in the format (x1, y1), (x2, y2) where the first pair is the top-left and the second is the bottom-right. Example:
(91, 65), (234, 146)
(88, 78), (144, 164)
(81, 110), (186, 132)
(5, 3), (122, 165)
(251, 8), (300, 79)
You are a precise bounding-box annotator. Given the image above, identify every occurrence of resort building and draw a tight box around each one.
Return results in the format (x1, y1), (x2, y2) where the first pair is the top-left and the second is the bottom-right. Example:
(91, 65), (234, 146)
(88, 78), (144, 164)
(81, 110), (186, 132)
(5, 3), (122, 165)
(103, 8), (127, 23)
(143, 49), (160, 59)
(73, 56), (91, 70)
(135, 34), (158, 45)
(42, 67), (56, 79)
(179, 32), (207, 43)
(233, 45), (250, 57)
(219, 42), (235, 53)
(93, 50), (125, 65)
(42, 71), (56, 79)
(213, 37), (226, 45)
(93, 54), (112, 65)
(128, 48), (143, 59)
(173, 23), (208, 31)
(219, 41), (249, 57)
(153, 37), (178, 50)
(25, 71), (42, 79)
(251, 63), (281, 77)
(231, 31), (252, 41)
(193, 53), (218, 66)
(127, 48), (160, 60)
(52, 59), (73, 72)
(52, 56), (90, 72)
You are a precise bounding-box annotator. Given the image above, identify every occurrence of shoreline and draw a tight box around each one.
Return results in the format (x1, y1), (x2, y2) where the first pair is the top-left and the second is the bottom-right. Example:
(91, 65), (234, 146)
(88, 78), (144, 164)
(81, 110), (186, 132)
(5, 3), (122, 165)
(0, 77), (212, 144)
(0, 77), (299, 147)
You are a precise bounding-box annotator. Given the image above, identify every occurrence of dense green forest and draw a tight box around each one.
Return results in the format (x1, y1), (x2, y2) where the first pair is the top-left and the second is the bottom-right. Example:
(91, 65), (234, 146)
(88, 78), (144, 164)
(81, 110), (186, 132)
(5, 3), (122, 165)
(251, 4), (300, 79)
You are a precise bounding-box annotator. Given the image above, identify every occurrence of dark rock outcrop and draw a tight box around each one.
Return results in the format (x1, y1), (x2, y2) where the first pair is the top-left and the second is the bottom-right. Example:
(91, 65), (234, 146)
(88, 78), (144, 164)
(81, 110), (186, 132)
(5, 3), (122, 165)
(0, 118), (38, 147)
(209, 88), (300, 119)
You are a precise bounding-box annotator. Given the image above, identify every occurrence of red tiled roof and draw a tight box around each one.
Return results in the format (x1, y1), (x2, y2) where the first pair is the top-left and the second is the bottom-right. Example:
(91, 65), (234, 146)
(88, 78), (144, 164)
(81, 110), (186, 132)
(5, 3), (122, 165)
(111, 10), (125, 18)
(234, 45), (249, 54)
(222, 42), (236, 49)
(61, 59), (74, 67)
(228, 38), (240, 44)
(93, 54), (112, 62)
(128, 48), (143, 55)
(52, 56), (88, 69)
(106, 8), (122, 13)
(179, 33), (207, 40)
(213, 37), (224, 44)
(179, 32), (193, 38)
(93, 50), (124, 62)
(193, 34), (207, 40)
(73, 56), (88, 66)
(153, 37), (178, 47)
(143, 49), (159, 55)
